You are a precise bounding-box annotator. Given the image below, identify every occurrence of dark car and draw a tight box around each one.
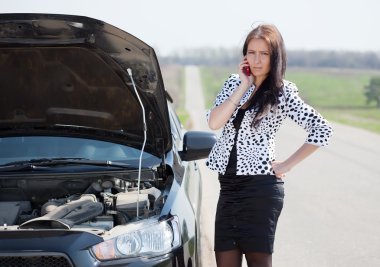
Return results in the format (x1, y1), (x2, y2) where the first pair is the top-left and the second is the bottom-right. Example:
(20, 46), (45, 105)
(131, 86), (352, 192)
(0, 13), (216, 267)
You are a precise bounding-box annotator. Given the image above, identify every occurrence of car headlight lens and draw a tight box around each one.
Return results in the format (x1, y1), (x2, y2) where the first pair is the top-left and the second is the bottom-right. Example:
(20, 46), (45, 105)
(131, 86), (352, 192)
(116, 233), (141, 255)
(91, 216), (180, 260)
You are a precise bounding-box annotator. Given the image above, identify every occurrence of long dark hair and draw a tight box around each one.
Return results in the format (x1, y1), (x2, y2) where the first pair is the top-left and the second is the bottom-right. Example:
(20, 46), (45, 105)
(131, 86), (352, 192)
(242, 24), (287, 127)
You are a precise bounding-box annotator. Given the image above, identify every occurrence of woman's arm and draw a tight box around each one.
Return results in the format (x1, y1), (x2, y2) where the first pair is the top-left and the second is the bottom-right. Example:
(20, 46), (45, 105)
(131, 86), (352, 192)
(208, 60), (254, 130)
(208, 83), (249, 130)
(272, 82), (333, 178)
(271, 143), (319, 178)
(284, 82), (333, 147)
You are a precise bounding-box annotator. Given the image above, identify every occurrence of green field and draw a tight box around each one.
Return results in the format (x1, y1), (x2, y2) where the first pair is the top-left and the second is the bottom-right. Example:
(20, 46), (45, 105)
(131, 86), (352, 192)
(200, 66), (380, 134)
(160, 64), (191, 128)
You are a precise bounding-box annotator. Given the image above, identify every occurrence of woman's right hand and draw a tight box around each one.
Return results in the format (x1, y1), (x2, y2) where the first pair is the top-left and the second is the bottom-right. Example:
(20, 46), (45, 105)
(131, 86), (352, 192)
(239, 58), (254, 88)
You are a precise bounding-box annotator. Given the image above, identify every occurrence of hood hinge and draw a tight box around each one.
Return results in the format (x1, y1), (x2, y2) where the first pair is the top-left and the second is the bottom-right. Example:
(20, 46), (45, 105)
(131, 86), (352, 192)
(156, 138), (166, 178)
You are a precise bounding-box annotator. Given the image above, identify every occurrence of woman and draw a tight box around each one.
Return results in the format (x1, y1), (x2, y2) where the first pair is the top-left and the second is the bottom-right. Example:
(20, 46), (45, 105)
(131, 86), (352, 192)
(206, 24), (333, 267)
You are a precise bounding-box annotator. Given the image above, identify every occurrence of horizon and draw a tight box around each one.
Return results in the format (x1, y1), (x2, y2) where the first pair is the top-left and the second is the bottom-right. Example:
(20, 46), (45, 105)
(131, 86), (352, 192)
(2, 0), (379, 57)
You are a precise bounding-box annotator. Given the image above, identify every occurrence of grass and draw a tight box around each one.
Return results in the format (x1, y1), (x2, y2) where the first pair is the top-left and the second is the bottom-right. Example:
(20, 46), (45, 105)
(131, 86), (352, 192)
(284, 68), (374, 107)
(160, 64), (191, 128)
(200, 66), (235, 109)
(200, 66), (380, 134)
(322, 108), (380, 133)
(175, 67), (191, 127)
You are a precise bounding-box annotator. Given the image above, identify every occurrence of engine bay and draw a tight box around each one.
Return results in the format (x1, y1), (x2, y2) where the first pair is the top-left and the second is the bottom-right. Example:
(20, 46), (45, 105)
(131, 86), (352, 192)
(0, 170), (168, 232)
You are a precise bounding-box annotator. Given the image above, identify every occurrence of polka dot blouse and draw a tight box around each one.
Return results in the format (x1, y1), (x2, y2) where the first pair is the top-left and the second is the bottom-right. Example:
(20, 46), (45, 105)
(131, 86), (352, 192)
(206, 74), (333, 175)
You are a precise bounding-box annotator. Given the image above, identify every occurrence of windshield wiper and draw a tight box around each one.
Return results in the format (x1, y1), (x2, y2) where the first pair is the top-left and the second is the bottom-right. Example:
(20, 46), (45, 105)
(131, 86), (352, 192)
(0, 157), (133, 172)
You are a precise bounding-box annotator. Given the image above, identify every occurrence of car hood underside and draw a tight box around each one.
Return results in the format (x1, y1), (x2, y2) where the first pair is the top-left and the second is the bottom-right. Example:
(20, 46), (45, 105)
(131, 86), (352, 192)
(0, 13), (171, 156)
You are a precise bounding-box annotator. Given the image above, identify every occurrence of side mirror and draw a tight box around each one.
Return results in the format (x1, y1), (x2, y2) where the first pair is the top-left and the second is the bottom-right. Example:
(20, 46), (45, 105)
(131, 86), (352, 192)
(179, 131), (217, 161)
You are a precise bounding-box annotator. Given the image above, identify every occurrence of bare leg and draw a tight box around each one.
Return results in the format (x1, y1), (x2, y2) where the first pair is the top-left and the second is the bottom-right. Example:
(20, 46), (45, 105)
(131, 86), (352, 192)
(215, 249), (243, 267)
(245, 252), (272, 267)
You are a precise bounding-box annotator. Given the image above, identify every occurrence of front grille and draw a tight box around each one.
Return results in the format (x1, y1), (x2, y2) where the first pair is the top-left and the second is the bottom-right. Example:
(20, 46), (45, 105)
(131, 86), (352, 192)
(0, 253), (73, 267)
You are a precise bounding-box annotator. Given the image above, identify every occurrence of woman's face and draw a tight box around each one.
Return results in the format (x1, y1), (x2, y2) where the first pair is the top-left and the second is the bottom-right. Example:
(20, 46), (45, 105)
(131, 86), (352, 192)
(246, 38), (271, 83)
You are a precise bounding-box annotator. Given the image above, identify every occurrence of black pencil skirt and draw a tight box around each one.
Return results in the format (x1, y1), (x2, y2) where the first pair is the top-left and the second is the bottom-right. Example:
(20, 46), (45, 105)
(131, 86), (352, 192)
(214, 174), (284, 254)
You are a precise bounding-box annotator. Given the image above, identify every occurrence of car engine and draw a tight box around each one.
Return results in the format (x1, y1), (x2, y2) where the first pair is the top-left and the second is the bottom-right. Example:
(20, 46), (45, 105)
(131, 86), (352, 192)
(0, 173), (166, 231)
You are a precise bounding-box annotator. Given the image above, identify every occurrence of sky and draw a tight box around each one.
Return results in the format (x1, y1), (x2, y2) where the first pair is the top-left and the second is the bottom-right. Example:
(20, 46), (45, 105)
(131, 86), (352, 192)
(2, 0), (380, 56)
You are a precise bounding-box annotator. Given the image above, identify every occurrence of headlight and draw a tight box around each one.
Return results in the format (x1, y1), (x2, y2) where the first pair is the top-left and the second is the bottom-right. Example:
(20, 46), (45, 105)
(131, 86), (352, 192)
(91, 216), (180, 260)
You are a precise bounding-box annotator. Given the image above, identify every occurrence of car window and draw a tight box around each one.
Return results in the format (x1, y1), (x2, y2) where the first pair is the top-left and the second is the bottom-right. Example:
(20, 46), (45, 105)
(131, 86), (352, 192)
(0, 136), (158, 165)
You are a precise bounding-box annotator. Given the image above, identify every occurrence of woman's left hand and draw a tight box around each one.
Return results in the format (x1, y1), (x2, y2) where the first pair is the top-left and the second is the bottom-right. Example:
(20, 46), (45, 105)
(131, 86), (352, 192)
(271, 161), (290, 178)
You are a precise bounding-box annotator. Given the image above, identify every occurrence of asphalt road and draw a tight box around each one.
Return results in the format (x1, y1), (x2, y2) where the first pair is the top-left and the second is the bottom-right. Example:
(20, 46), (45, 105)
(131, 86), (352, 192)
(184, 65), (380, 267)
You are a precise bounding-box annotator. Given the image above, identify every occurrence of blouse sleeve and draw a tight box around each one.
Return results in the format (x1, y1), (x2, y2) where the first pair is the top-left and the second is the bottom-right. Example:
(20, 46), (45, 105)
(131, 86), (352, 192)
(284, 82), (333, 146)
(206, 74), (238, 123)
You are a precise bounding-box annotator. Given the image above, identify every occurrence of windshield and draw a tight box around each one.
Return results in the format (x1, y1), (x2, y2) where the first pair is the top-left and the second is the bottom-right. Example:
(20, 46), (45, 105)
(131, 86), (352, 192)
(0, 136), (159, 167)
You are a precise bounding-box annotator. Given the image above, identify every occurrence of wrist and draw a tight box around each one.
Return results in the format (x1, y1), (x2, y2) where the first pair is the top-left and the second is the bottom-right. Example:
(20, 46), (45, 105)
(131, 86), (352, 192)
(227, 97), (239, 107)
(230, 85), (248, 103)
(238, 82), (251, 92)
(283, 159), (295, 171)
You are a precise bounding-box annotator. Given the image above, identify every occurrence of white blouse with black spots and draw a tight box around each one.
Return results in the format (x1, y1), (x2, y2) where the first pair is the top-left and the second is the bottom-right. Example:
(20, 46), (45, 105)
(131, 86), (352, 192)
(206, 74), (333, 175)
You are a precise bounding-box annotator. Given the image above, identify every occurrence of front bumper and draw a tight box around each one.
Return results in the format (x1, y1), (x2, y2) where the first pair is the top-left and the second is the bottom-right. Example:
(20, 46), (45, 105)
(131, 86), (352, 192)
(0, 251), (178, 267)
(0, 230), (185, 267)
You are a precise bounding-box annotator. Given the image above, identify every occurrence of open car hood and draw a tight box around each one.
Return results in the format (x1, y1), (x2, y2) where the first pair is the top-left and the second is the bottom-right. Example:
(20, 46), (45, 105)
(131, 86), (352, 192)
(0, 13), (171, 156)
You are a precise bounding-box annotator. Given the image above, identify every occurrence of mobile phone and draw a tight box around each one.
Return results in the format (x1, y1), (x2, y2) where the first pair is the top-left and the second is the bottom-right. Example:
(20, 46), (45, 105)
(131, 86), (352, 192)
(243, 66), (251, 76)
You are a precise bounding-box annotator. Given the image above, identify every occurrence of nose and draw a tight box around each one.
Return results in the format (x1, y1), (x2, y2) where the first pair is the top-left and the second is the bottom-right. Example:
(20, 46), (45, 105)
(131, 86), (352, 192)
(253, 53), (260, 63)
